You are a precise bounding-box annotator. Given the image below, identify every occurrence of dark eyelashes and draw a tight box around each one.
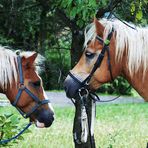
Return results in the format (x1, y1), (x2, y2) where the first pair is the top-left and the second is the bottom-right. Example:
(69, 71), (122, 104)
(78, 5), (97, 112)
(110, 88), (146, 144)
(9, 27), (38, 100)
(33, 81), (41, 87)
(87, 40), (91, 45)
(29, 81), (41, 88)
(85, 51), (95, 59)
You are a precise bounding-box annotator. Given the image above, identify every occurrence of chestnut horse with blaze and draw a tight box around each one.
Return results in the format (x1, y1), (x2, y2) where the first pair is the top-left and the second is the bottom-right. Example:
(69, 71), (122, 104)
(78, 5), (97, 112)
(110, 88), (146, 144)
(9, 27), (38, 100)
(0, 46), (54, 128)
(64, 18), (148, 102)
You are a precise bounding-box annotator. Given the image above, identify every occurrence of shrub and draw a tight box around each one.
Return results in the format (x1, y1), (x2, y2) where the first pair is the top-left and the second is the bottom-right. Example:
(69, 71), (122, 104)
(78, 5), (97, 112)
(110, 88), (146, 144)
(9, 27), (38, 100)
(0, 113), (30, 147)
(98, 76), (132, 95)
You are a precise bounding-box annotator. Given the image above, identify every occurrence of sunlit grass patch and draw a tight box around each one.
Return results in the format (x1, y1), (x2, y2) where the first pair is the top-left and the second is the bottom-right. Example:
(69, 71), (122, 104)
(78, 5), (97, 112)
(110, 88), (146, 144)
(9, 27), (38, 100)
(0, 103), (147, 148)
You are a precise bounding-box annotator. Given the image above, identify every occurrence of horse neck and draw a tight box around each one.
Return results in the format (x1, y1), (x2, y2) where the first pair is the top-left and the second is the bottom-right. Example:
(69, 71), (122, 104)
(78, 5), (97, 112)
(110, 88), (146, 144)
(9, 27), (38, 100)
(5, 78), (18, 103)
(121, 57), (148, 101)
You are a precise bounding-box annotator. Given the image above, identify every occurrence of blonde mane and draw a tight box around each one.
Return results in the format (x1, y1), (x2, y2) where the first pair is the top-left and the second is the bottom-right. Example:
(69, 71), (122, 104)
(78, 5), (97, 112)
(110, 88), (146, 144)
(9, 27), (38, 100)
(84, 19), (148, 76)
(0, 46), (44, 90)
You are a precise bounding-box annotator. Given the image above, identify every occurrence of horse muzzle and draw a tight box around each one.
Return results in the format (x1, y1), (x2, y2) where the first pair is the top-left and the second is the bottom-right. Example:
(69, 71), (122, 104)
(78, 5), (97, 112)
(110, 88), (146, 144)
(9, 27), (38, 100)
(34, 109), (54, 128)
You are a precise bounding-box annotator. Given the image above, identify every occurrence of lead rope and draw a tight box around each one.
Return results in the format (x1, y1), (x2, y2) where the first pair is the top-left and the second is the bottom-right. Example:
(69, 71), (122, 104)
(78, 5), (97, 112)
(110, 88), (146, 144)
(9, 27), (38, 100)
(79, 90), (89, 143)
(81, 105), (88, 143)
(85, 99), (96, 148)
(71, 83), (131, 147)
(0, 122), (32, 144)
(73, 89), (96, 148)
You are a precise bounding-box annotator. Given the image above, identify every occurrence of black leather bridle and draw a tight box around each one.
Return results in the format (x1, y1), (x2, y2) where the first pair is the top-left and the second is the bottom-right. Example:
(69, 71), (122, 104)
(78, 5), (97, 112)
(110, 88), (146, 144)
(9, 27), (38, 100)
(12, 52), (49, 118)
(68, 28), (114, 91)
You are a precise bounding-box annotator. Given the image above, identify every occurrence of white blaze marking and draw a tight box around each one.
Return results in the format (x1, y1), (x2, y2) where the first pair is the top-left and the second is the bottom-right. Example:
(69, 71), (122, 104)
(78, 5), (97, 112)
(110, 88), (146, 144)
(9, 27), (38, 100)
(42, 88), (54, 113)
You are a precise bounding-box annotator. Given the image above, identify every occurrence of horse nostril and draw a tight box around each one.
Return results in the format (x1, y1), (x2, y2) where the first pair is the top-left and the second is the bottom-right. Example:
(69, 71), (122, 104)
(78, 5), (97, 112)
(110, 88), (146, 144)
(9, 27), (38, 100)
(45, 115), (54, 127)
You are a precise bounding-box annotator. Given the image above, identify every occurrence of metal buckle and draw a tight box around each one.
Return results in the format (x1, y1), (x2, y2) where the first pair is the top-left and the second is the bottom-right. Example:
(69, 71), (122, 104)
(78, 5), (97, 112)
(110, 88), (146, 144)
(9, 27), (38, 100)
(16, 50), (21, 55)
(104, 39), (110, 46)
(78, 87), (89, 105)
(78, 87), (89, 98)
(18, 83), (25, 90)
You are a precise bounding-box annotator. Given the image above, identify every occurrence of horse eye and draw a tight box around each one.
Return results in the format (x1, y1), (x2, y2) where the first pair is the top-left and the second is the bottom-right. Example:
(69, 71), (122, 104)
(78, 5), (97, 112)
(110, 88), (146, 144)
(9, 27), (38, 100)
(33, 81), (41, 87)
(85, 51), (95, 59)
(87, 40), (91, 45)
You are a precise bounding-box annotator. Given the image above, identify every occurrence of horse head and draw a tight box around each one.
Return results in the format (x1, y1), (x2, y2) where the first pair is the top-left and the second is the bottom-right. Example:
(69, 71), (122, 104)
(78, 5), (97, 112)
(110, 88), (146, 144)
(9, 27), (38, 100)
(1, 48), (54, 128)
(64, 18), (122, 98)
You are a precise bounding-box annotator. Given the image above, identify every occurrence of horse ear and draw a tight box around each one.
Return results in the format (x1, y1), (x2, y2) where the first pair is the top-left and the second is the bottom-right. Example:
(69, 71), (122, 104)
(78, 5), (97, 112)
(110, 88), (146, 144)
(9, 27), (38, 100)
(94, 17), (104, 37)
(27, 52), (38, 65)
(22, 52), (38, 66)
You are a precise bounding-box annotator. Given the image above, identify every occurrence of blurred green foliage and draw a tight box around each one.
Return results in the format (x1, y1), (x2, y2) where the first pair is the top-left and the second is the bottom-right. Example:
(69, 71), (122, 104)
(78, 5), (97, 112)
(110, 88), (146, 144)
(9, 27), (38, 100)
(98, 77), (132, 95)
(0, 0), (147, 94)
(41, 48), (71, 90)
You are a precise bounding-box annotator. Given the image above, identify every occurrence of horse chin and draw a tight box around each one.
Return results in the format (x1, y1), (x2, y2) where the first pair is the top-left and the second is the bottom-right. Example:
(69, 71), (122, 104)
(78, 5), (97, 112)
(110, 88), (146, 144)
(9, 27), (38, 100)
(35, 120), (45, 128)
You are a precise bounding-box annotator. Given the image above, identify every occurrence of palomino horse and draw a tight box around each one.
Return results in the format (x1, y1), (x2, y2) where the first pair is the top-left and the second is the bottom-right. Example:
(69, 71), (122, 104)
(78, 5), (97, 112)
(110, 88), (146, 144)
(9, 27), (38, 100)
(0, 46), (54, 128)
(64, 18), (148, 102)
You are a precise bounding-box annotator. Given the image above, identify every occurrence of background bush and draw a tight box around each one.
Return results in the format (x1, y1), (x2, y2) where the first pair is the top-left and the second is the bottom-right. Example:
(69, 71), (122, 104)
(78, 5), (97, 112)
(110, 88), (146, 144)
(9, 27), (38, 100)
(0, 112), (30, 147)
(0, 0), (147, 95)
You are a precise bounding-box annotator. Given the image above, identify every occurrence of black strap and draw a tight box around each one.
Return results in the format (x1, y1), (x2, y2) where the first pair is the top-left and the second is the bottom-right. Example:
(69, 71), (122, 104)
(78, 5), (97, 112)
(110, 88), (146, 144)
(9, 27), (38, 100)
(96, 35), (104, 44)
(87, 29), (114, 83)
(68, 71), (83, 85)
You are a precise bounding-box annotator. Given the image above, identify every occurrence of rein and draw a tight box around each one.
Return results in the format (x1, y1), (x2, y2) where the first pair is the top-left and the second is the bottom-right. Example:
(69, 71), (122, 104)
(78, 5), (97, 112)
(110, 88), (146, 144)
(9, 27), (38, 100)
(0, 52), (49, 144)
(71, 85), (131, 148)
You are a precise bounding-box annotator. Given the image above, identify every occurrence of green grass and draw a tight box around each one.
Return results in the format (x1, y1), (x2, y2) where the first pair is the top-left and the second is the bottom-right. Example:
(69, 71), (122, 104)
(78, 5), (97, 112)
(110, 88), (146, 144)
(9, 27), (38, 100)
(0, 103), (148, 148)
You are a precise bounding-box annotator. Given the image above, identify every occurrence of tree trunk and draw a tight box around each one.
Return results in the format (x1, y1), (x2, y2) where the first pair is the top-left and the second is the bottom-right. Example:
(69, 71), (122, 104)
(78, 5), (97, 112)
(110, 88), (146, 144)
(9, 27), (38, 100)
(71, 30), (84, 68)
(39, 8), (47, 55)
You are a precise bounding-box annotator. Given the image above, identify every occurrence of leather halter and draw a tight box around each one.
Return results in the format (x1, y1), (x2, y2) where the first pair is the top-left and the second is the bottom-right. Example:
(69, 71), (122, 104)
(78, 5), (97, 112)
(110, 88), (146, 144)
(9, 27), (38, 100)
(12, 53), (49, 118)
(69, 28), (114, 89)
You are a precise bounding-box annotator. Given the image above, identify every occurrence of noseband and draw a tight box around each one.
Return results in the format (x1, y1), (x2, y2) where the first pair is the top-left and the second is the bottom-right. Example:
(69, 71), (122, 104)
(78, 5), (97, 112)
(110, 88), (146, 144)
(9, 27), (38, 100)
(69, 28), (114, 90)
(12, 53), (49, 118)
